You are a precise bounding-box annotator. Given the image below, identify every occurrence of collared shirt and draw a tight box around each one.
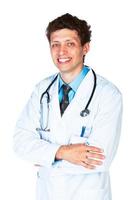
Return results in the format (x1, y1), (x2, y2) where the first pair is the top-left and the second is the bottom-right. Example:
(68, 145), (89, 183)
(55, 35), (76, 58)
(58, 65), (90, 103)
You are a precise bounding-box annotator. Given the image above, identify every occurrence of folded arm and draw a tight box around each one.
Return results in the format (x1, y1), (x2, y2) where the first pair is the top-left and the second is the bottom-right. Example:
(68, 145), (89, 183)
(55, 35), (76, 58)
(55, 84), (123, 171)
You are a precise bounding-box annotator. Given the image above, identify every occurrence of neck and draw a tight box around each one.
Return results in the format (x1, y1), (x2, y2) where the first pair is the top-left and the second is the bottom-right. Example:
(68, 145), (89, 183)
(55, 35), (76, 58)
(60, 66), (83, 84)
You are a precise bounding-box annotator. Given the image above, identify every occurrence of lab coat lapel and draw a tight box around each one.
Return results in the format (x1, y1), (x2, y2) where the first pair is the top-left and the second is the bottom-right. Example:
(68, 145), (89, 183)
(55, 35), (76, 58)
(49, 75), (61, 122)
(62, 69), (95, 119)
(58, 69), (95, 142)
(48, 69), (95, 145)
(49, 76), (71, 144)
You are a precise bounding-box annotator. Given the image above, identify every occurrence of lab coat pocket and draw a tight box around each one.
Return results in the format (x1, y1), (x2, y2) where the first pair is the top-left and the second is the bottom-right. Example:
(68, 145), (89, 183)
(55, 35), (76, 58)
(69, 135), (87, 144)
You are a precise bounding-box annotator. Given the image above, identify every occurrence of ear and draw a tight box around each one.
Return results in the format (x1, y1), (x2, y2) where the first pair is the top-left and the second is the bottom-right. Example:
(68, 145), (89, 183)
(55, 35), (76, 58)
(83, 42), (90, 55)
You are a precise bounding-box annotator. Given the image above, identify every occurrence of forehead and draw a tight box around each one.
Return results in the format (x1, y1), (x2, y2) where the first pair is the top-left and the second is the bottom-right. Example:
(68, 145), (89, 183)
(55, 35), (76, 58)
(50, 28), (80, 42)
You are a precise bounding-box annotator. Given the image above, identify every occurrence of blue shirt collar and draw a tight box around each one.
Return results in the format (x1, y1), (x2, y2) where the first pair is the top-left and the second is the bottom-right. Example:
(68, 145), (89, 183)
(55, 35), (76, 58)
(59, 65), (89, 92)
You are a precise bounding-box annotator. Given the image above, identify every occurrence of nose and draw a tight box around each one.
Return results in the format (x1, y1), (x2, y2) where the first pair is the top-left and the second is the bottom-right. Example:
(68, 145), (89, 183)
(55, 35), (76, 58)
(58, 44), (67, 55)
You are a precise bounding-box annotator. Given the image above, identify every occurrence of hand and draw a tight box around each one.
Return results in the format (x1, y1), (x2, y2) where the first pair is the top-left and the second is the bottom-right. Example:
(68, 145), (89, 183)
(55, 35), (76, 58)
(55, 143), (105, 169)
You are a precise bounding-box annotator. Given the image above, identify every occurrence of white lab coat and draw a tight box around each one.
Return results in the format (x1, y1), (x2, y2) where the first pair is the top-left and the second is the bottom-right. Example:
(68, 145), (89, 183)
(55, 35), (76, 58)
(14, 68), (123, 200)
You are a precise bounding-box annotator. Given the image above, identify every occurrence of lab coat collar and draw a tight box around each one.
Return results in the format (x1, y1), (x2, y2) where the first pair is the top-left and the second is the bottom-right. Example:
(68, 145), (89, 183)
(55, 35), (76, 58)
(47, 68), (95, 143)
(58, 65), (90, 93)
(50, 67), (95, 121)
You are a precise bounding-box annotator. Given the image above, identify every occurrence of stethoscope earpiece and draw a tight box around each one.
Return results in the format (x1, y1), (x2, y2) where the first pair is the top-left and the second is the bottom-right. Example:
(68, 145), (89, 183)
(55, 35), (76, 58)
(80, 109), (90, 117)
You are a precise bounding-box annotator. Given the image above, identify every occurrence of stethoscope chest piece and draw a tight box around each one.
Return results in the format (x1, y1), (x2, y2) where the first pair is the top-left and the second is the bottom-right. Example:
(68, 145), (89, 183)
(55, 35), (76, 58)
(40, 68), (96, 121)
(80, 109), (90, 117)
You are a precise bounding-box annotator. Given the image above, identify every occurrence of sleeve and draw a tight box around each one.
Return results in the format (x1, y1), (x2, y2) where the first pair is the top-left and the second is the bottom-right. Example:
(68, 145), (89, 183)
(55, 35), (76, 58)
(87, 83), (123, 172)
(13, 84), (61, 167)
(50, 83), (123, 174)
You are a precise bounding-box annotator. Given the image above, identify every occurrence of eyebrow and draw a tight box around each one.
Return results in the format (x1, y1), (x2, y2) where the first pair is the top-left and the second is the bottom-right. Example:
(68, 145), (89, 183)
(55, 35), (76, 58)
(51, 39), (77, 43)
(50, 41), (60, 43)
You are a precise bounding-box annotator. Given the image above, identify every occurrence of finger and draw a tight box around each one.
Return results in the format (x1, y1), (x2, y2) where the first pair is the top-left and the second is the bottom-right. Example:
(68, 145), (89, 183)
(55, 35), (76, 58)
(86, 145), (104, 153)
(84, 158), (103, 166)
(80, 161), (96, 170)
(86, 152), (105, 160)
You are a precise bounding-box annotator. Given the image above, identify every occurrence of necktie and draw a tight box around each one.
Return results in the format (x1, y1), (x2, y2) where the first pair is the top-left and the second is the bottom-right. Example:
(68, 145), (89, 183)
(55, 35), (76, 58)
(60, 84), (72, 116)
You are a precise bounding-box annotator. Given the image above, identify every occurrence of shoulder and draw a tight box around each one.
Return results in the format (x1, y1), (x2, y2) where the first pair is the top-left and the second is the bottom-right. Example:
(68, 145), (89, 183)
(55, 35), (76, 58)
(29, 73), (58, 102)
(96, 73), (122, 97)
(92, 72), (123, 110)
(87, 66), (122, 98)
(34, 73), (58, 94)
(95, 74), (123, 110)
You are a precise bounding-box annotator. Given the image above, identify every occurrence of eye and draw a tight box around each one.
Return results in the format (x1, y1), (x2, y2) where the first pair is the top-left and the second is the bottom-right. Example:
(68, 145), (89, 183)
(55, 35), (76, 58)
(67, 42), (75, 47)
(51, 43), (60, 48)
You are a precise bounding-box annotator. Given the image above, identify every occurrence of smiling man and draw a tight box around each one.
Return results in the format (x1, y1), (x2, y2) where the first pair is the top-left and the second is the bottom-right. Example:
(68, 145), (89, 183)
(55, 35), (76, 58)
(49, 28), (89, 83)
(14, 13), (123, 200)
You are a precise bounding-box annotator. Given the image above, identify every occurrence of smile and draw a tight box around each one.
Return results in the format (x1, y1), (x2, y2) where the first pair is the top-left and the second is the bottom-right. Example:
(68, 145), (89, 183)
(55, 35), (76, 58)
(58, 58), (71, 63)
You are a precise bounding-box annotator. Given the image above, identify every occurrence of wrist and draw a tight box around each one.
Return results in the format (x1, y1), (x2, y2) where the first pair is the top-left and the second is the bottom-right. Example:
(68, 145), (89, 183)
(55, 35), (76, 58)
(55, 145), (68, 160)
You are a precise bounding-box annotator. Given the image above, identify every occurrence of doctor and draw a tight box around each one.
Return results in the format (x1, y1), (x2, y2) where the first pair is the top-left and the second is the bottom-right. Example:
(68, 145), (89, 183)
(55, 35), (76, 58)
(14, 13), (123, 200)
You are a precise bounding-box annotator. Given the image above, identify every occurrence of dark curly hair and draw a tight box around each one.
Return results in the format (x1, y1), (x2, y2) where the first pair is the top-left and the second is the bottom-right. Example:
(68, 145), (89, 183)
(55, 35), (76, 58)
(46, 13), (92, 46)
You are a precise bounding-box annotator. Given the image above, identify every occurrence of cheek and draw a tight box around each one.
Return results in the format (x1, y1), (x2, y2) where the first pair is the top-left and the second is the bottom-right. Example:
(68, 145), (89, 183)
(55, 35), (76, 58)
(75, 49), (85, 59)
(50, 53), (57, 65)
(50, 50), (56, 59)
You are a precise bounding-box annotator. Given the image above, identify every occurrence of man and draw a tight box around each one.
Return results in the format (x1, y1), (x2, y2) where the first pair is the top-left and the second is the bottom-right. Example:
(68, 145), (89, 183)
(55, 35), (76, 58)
(14, 13), (123, 200)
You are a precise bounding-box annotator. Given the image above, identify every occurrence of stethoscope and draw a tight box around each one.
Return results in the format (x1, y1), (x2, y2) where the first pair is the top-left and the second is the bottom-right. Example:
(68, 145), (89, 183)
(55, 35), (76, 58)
(38, 68), (96, 132)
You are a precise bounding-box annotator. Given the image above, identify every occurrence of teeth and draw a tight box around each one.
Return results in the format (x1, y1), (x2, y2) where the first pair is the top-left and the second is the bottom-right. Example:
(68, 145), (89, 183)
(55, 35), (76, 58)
(58, 58), (71, 63)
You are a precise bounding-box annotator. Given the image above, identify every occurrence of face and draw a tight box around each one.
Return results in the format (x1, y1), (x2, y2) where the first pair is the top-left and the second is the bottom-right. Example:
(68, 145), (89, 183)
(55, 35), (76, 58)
(49, 28), (90, 76)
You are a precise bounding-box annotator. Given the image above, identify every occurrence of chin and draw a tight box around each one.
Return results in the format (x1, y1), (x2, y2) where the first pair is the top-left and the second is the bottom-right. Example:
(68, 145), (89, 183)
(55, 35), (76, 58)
(58, 68), (70, 74)
(56, 64), (71, 72)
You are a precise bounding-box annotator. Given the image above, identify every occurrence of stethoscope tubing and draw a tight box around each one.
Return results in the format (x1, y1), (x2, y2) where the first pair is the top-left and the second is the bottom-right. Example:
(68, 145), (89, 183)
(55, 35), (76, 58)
(40, 74), (58, 104)
(84, 69), (96, 110)
(40, 68), (97, 117)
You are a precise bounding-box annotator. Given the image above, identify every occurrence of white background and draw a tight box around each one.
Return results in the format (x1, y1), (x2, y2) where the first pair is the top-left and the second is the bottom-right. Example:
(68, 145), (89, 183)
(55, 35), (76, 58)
(0, 0), (137, 199)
